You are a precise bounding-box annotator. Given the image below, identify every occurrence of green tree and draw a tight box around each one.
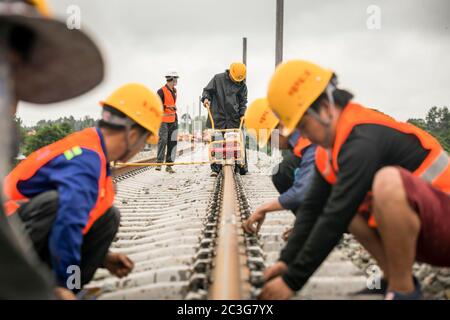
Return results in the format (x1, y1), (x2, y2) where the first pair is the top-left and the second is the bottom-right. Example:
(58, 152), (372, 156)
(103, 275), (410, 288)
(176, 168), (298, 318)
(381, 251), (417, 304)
(13, 116), (28, 148)
(407, 106), (450, 153)
(24, 123), (73, 156)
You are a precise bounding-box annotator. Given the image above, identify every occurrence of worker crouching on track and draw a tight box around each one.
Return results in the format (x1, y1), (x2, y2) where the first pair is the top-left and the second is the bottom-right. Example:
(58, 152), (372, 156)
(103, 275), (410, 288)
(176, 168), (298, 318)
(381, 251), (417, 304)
(259, 60), (450, 300)
(156, 71), (179, 173)
(1, 0), (105, 299)
(202, 62), (248, 176)
(4, 83), (163, 298)
(242, 98), (316, 240)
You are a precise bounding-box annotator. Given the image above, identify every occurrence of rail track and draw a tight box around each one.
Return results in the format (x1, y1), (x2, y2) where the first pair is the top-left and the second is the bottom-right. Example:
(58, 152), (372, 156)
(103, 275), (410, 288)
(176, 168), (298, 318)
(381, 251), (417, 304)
(86, 145), (377, 300)
(112, 142), (194, 179)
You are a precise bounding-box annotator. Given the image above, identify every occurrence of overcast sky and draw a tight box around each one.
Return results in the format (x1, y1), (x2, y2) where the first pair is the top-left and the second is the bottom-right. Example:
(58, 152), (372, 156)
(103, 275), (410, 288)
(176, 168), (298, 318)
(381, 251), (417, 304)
(17, 0), (450, 126)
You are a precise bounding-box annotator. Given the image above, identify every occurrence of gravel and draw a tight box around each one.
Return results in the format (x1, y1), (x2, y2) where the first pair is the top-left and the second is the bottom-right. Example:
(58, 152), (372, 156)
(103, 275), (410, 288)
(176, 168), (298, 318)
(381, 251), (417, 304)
(339, 234), (450, 299)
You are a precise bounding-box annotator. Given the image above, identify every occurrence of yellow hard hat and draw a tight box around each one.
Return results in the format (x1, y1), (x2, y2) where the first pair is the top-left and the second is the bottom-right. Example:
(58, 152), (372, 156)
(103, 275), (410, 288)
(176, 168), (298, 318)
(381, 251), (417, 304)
(229, 62), (247, 82)
(100, 83), (163, 144)
(28, 0), (52, 16)
(267, 60), (333, 136)
(244, 98), (279, 148)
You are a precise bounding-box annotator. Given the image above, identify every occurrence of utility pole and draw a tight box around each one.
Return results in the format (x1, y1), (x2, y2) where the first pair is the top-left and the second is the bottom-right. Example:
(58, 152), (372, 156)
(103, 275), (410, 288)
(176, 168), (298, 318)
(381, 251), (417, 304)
(0, 37), (13, 181)
(275, 0), (284, 67)
(242, 37), (247, 65)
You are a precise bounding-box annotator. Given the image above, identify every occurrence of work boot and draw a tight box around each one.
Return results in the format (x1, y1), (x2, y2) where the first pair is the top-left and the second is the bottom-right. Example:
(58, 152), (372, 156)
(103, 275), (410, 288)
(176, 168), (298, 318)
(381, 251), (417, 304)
(384, 278), (422, 300)
(353, 276), (419, 297)
(237, 164), (248, 175)
(166, 166), (175, 174)
(155, 166), (162, 171)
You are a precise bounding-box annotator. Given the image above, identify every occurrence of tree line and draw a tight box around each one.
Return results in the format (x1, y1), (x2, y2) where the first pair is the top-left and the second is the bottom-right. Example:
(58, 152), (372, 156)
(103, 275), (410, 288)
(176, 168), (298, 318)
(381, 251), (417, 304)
(13, 106), (449, 157)
(15, 116), (97, 157)
(407, 106), (450, 152)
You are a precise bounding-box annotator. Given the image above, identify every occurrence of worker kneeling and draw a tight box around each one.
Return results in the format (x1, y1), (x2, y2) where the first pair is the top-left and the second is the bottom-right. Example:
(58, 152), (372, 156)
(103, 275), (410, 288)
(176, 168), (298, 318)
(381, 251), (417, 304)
(3, 83), (162, 294)
(243, 98), (316, 240)
(260, 60), (450, 300)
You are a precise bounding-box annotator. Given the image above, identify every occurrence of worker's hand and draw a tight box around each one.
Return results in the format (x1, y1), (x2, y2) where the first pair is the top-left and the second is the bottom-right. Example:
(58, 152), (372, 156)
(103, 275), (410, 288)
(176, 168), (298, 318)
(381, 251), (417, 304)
(54, 287), (77, 300)
(203, 98), (210, 108)
(104, 252), (134, 278)
(258, 276), (294, 300)
(263, 261), (288, 281)
(282, 227), (293, 241)
(243, 207), (267, 234)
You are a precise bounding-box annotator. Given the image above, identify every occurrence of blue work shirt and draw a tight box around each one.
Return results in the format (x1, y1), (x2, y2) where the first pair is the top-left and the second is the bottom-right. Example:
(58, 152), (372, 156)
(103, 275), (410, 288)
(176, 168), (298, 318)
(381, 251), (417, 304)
(278, 142), (317, 211)
(17, 128), (110, 286)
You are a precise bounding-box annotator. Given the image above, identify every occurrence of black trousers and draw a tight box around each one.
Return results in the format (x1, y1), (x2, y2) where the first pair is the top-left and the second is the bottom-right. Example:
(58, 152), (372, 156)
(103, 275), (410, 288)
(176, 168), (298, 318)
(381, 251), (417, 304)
(271, 150), (301, 214)
(0, 204), (54, 299)
(157, 121), (178, 164)
(15, 191), (120, 288)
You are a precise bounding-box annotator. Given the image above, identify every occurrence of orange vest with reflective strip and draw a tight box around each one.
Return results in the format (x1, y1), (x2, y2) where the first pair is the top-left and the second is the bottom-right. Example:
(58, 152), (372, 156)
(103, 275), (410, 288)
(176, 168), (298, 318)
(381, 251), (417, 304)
(3, 128), (115, 234)
(293, 137), (312, 158)
(315, 103), (450, 226)
(161, 86), (177, 123)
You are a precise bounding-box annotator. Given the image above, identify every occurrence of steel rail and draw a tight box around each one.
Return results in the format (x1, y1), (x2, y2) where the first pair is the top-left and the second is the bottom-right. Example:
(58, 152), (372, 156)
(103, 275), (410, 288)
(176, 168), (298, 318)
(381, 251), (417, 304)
(208, 164), (251, 299)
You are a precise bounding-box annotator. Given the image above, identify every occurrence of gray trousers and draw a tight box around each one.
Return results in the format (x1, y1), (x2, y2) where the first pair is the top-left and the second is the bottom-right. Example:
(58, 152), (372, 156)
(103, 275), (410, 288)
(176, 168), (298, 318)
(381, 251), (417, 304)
(157, 121), (178, 164)
(15, 191), (120, 289)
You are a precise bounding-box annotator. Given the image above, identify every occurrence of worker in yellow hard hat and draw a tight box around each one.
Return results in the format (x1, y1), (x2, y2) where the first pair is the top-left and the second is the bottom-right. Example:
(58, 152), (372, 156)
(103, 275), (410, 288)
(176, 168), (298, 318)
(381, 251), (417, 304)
(243, 98), (316, 240)
(202, 62), (248, 176)
(0, 0), (104, 299)
(259, 60), (450, 300)
(4, 83), (162, 299)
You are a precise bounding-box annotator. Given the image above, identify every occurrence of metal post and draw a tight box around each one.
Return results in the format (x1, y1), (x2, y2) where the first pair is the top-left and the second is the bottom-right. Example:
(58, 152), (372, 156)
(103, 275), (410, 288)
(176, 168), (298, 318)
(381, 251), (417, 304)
(0, 29), (13, 181)
(242, 37), (247, 66)
(0, 26), (54, 300)
(275, 0), (284, 67)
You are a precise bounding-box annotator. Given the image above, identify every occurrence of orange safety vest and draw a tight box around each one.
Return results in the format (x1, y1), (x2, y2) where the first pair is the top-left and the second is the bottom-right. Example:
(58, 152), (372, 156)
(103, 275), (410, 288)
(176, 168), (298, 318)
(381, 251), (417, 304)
(315, 103), (450, 226)
(161, 86), (177, 123)
(3, 128), (115, 234)
(293, 137), (312, 158)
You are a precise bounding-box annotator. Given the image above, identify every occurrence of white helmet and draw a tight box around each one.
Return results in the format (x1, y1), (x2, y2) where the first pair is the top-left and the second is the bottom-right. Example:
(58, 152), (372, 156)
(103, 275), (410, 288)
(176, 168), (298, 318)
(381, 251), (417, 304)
(165, 71), (179, 79)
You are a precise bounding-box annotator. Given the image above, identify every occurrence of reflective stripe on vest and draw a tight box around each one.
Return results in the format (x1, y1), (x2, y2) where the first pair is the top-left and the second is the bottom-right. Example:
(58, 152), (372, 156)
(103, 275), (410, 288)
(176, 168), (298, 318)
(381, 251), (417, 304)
(330, 103), (450, 194)
(3, 128), (115, 234)
(293, 137), (312, 158)
(161, 86), (176, 123)
(420, 150), (450, 184)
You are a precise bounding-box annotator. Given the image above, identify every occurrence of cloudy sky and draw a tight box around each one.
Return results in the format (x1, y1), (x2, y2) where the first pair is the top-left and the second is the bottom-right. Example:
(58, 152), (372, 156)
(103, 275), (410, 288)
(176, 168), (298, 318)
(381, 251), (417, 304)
(17, 0), (450, 126)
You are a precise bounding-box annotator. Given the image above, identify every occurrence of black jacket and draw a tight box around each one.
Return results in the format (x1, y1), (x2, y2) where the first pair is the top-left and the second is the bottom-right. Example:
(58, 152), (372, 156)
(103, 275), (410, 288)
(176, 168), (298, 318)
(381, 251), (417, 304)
(279, 123), (429, 292)
(201, 71), (247, 129)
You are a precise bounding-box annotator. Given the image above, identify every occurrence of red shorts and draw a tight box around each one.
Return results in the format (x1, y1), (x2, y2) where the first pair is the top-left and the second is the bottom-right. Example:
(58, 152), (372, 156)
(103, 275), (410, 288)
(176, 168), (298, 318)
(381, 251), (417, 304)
(398, 167), (450, 267)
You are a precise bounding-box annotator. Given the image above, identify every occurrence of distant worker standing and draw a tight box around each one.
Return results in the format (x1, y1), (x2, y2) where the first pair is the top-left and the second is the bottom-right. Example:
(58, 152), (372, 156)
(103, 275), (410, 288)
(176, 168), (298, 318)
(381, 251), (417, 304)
(202, 63), (248, 176)
(4, 83), (162, 296)
(156, 71), (179, 173)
